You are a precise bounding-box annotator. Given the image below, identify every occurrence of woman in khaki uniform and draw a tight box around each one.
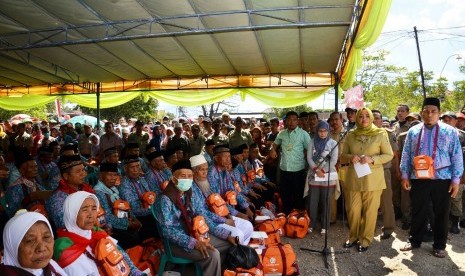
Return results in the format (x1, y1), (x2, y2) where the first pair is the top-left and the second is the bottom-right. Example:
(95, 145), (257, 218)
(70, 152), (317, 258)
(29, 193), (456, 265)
(341, 108), (393, 252)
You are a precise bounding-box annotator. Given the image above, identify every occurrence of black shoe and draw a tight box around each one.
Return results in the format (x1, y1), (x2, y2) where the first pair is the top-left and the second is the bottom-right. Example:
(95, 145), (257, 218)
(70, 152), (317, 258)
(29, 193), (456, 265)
(450, 225), (460, 234)
(380, 233), (392, 240)
(460, 220), (465, 228)
(343, 240), (358, 248)
(357, 245), (368, 252)
(401, 222), (411, 230)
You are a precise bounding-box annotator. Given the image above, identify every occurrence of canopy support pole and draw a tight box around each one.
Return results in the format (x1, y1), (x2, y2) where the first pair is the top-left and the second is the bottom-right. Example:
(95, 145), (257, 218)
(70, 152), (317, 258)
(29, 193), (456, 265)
(334, 72), (339, 111)
(96, 83), (101, 133)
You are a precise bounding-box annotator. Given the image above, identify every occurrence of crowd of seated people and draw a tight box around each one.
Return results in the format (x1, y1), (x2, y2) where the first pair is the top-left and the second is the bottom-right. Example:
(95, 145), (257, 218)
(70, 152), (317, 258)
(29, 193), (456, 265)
(0, 103), (463, 274)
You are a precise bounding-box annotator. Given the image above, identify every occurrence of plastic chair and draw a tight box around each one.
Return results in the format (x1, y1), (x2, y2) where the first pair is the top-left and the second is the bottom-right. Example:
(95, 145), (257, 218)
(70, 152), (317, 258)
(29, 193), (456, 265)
(150, 205), (202, 276)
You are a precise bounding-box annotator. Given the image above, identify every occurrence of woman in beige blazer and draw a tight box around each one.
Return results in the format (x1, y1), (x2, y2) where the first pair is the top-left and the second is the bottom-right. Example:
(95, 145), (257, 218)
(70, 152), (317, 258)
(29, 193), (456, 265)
(341, 107), (393, 252)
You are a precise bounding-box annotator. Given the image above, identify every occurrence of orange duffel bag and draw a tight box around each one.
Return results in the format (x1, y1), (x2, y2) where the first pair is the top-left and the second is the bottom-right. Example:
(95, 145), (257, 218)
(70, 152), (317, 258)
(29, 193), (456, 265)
(285, 209), (310, 238)
(224, 190), (238, 206)
(224, 265), (264, 276)
(193, 215), (210, 243)
(207, 193), (230, 217)
(261, 243), (299, 276)
(126, 238), (163, 275)
(275, 213), (287, 229)
(254, 219), (282, 245)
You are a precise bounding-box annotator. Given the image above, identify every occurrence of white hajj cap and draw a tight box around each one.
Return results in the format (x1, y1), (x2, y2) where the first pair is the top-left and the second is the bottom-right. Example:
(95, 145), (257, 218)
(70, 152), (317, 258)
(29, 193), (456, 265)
(190, 154), (207, 168)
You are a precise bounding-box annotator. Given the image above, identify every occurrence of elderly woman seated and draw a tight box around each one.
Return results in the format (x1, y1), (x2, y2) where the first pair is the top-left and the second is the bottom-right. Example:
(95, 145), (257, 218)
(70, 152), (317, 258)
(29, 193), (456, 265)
(53, 191), (144, 276)
(0, 210), (67, 275)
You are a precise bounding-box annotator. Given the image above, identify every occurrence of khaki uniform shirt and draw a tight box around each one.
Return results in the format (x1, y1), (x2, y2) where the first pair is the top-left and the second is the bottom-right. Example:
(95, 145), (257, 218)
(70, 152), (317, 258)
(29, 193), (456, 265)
(341, 131), (394, 191)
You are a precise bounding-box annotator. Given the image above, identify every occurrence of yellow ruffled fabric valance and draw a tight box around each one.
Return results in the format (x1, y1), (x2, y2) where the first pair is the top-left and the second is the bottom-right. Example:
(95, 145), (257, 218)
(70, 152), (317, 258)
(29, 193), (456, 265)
(0, 87), (330, 110)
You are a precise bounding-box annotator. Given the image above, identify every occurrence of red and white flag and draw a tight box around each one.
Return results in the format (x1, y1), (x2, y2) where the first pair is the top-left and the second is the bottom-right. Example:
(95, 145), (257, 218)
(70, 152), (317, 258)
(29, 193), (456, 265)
(55, 98), (62, 119)
(344, 85), (365, 109)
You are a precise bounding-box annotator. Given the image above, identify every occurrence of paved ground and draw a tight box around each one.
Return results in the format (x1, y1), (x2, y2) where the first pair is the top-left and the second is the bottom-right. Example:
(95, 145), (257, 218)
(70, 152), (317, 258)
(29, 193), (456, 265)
(283, 218), (465, 276)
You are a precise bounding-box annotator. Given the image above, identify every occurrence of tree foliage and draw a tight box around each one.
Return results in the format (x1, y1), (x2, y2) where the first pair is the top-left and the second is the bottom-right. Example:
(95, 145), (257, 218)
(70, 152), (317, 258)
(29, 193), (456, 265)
(78, 95), (158, 123)
(355, 50), (465, 118)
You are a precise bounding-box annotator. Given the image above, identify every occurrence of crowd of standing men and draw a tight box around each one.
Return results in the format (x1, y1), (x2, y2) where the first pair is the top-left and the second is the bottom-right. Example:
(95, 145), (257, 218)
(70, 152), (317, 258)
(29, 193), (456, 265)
(0, 96), (463, 275)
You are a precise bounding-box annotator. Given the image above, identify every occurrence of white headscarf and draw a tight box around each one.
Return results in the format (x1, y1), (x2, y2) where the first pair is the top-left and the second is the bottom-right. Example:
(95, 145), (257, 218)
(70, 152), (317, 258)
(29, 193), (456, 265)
(63, 191), (99, 240)
(2, 210), (66, 276)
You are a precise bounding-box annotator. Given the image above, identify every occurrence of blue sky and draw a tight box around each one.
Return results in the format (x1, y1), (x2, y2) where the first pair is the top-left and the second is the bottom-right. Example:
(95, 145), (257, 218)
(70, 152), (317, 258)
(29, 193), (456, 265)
(159, 0), (465, 116)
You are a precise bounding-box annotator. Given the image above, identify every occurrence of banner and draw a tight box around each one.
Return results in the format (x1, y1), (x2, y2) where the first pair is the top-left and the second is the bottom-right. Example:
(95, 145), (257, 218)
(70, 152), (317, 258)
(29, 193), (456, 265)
(344, 85), (365, 109)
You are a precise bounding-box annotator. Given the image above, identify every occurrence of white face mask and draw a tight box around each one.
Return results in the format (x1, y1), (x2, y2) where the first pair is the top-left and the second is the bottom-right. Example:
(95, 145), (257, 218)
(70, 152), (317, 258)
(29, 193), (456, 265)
(174, 177), (193, 192)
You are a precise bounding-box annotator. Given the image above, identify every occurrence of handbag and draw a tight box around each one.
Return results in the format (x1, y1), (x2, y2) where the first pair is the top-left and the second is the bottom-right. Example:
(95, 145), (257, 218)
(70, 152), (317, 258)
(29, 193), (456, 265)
(225, 240), (260, 270)
(413, 126), (438, 179)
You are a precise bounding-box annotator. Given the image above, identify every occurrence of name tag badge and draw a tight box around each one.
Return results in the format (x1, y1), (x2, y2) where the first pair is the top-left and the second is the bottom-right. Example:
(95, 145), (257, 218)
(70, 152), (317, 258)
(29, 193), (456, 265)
(287, 144), (293, 151)
(117, 210), (128, 219)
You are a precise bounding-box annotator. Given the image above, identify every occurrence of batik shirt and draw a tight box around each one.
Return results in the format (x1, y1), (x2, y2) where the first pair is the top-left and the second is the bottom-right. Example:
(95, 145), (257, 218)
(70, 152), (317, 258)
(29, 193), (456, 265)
(46, 190), (69, 228)
(208, 165), (249, 213)
(118, 176), (152, 217)
(400, 122), (464, 184)
(202, 151), (213, 167)
(232, 166), (250, 195)
(4, 177), (45, 217)
(94, 181), (130, 230)
(190, 183), (231, 236)
(36, 158), (60, 190)
(191, 181), (226, 224)
(154, 192), (229, 252)
(250, 158), (270, 184)
(145, 168), (172, 194)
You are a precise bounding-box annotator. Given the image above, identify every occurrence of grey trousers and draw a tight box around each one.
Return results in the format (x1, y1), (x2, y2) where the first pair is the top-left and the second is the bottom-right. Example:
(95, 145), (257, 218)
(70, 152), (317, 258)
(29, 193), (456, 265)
(170, 236), (232, 276)
(307, 186), (335, 229)
(381, 169), (396, 234)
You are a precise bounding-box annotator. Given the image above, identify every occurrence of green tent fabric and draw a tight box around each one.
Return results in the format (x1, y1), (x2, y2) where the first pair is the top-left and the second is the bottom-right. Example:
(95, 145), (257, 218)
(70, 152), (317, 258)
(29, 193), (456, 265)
(63, 92), (142, 109)
(0, 95), (58, 110)
(340, 0), (392, 90)
(0, 87), (331, 110)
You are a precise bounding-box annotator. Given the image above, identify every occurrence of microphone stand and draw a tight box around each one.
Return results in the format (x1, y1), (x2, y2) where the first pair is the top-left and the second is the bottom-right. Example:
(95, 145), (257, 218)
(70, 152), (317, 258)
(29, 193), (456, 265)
(300, 129), (349, 269)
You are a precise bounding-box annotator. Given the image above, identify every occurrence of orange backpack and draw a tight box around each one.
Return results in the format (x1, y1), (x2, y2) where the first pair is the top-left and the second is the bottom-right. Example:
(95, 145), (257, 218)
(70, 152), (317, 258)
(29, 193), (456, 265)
(254, 219), (282, 245)
(126, 238), (163, 275)
(247, 169), (256, 183)
(224, 265), (264, 276)
(160, 180), (169, 191)
(193, 215), (210, 243)
(112, 199), (130, 218)
(285, 209), (310, 238)
(94, 238), (130, 276)
(141, 191), (156, 209)
(207, 193), (230, 217)
(96, 206), (107, 228)
(261, 243), (298, 276)
(224, 190), (238, 206)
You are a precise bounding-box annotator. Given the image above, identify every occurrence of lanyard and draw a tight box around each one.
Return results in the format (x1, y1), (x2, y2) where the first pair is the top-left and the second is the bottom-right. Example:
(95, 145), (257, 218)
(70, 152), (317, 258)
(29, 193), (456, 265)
(131, 179), (147, 198)
(415, 125), (439, 159)
(151, 168), (165, 184)
(215, 166), (226, 195)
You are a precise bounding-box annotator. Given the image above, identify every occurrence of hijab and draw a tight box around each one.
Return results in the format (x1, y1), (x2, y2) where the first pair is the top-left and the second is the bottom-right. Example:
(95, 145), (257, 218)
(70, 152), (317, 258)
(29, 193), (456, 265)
(63, 191), (99, 239)
(55, 191), (108, 269)
(3, 211), (65, 276)
(352, 108), (386, 137)
(313, 121), (330, 157)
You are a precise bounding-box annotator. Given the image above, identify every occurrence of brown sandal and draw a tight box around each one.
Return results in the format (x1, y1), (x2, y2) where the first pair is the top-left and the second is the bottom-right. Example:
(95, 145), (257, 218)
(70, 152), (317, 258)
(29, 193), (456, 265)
(432, 249), (447, 258)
